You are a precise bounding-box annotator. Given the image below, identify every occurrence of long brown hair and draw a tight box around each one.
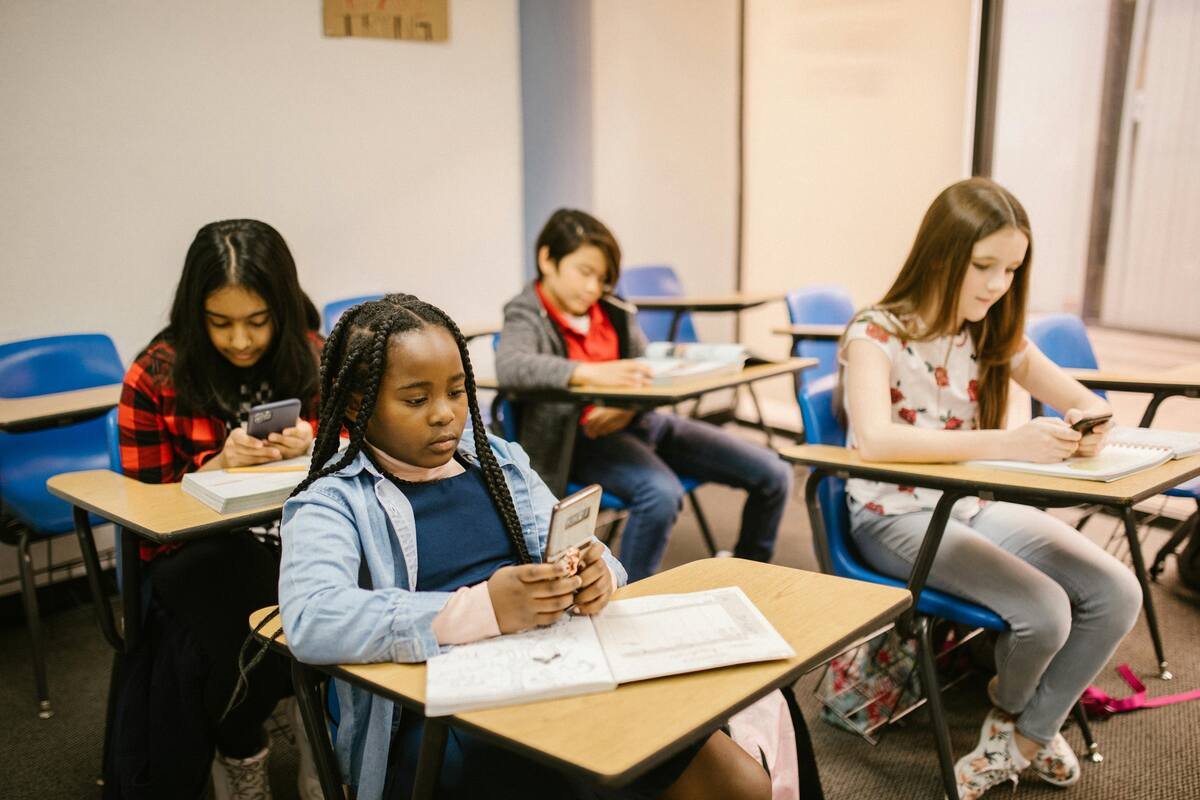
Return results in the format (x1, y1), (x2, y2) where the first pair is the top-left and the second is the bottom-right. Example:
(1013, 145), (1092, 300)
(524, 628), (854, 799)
(848, 177), (1032, 429)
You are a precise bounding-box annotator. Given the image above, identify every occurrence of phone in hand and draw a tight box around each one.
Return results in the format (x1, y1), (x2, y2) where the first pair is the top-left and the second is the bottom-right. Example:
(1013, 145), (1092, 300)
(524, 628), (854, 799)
(245, 398), (301, 439)
(545, 484), (602, 575)
(1071, 412), (1113, 434)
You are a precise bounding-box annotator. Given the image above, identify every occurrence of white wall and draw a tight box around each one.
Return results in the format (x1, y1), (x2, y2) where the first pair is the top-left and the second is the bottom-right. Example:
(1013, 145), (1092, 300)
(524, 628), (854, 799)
(0, 0), (524, 364)
(739, 0), (977, 425)
(590, 0), (741, 343)
(992, 1), (1108, 316)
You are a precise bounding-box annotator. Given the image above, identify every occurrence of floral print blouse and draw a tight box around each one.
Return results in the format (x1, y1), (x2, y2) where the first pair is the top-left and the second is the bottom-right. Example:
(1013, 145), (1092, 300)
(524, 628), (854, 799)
(839, 308), (1026, 519)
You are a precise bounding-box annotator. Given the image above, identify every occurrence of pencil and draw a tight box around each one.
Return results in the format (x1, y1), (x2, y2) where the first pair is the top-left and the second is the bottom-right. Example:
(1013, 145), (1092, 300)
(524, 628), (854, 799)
(225, 465), (309, 474)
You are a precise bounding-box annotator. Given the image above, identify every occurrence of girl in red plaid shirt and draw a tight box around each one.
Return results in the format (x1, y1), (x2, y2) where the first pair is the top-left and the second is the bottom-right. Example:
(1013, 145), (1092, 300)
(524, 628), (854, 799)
(117, 219), (323, 799)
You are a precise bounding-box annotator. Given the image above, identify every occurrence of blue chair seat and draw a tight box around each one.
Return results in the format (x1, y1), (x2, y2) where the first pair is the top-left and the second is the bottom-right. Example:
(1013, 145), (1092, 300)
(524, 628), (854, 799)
(1164, 476), (1200, 499)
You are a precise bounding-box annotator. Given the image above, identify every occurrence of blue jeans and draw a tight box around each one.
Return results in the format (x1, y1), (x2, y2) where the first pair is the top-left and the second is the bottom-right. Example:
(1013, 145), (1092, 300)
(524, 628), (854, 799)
(571, 412), (793, 581)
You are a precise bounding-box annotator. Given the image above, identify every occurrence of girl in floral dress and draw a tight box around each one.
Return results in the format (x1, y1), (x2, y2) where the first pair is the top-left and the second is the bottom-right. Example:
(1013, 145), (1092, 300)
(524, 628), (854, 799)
(839, 177), (1142, 799)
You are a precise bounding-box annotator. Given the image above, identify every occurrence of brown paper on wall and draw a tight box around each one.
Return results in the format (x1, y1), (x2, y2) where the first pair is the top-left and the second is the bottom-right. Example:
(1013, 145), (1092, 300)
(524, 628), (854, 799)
(323, 0), (448, 42)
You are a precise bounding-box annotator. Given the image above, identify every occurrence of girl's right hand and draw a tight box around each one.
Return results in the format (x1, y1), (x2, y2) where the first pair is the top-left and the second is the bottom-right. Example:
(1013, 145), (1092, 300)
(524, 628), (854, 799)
(487, 562), (582, 633)
(571, 360), (654, 387)
(218, 427), (284, 468)
(1007, 417), (1081, 463)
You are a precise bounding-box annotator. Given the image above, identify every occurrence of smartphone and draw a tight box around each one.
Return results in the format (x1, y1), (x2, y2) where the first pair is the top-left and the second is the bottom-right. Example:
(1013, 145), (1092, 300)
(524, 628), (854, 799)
(1071, 412), (1113, 434)
(245, 398), (301, 439)
(545, 483), (603, 573)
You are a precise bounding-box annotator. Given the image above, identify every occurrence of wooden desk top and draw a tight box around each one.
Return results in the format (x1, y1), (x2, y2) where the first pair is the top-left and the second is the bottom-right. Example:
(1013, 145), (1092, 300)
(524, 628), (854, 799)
(479, 358), (816, 405)
(46, 469), (284, 542)
(771, 323), (845, 341)
(251, 558), (909, 784)
(624, 293), (781, 313)
(780, 443), (1200, 507)
(1065, 365), (1200, 394)
(0, 384), (122, 431)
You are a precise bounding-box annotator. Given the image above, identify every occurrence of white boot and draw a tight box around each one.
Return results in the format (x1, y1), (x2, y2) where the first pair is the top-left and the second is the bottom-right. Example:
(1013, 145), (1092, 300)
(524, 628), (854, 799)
(287, 696), (325, 800)
(211, 743), (272, 800)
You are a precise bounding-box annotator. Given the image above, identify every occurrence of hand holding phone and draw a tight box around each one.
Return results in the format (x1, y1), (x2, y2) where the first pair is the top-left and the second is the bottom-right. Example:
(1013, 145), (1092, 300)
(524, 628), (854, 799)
(1070, 412), (1113, 435)
(545, 484), (602, 576)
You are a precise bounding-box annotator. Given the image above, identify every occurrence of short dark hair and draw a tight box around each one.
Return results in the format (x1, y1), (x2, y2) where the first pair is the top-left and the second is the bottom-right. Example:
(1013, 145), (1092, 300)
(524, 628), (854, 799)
(164, 219), (321, 418)
(535, 208), (622, 289)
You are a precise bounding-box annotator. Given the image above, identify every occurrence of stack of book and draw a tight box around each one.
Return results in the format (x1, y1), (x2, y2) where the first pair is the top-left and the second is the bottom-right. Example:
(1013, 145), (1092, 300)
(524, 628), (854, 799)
(181, 455), (310, 513)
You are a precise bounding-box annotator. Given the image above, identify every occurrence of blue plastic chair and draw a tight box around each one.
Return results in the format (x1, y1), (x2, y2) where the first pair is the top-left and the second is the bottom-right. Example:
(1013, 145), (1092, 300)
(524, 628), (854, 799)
(615, 265), (697, 343)
(0, 334), (124, 718)
(796, 380), (1099, 790)
(785, 285), (855, 391)
(1028, 313), (1200, 585)
(322, 294), (384, 336)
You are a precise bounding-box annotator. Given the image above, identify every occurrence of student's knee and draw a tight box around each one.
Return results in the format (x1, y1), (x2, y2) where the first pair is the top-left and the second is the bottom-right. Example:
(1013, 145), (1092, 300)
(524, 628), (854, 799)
(755, 454), (794, 499)
(1098, 563), (1143, 634)
(661, 731), (771, 800)
(632, 472), (686, 521)
(1022, 585), (1072, 655)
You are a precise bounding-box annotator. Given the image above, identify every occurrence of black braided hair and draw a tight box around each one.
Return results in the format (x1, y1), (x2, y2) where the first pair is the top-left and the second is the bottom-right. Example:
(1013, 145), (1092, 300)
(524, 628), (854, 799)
(293, 294), (532, 564)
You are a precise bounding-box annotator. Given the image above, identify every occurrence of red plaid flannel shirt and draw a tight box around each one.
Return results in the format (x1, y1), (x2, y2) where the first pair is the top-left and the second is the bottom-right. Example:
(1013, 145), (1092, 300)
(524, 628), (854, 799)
(119, 335), (322, 559)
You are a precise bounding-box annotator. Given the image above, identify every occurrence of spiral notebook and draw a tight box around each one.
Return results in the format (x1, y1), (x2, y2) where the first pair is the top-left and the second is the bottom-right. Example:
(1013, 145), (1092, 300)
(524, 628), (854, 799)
(1105, 426), (1200, 459)
(968, 443), (1172, 483)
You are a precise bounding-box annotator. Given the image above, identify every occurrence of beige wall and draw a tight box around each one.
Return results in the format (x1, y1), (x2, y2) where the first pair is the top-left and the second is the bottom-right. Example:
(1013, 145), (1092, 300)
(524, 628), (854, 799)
(0, 0), (524, 364)
(739, 0), (978, 425)
(590, 0), (741, 343)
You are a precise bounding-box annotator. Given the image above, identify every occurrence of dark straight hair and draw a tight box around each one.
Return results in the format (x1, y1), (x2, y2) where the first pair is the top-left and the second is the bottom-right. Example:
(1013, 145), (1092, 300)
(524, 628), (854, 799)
(535, 208), (622, 290)
(164, 219), (321, 418)
(295, 294), (532, 563)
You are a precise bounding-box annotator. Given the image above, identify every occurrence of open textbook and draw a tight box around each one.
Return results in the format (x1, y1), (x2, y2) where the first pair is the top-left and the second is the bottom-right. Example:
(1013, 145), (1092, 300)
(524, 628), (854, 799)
(424, 586), (794, 717)
(636, 342), (748, 386)
(181, 454), (310, 513)
(968, 443), (1171, 483)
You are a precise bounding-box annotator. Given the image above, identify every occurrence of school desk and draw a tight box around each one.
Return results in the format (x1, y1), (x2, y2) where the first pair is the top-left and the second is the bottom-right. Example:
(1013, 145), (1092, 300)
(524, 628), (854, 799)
(779, 443), (1200, 681)
(45, 469), (284, 655)
(624, 292), (782, 342)
(250, 557), (912, 800)
(0, 383), (121, 432)
(1065, 364), (1200, 426)
(480, 358), (817, 495)
(771, 323), (846, 347)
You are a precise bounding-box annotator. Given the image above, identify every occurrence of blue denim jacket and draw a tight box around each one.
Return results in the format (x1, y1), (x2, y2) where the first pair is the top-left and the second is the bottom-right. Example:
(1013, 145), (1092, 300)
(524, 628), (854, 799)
(278, 430), (627, 800)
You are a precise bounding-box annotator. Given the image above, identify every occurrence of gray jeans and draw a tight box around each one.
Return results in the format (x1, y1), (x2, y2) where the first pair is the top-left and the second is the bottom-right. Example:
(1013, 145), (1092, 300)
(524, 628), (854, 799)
(850, 500), (1142, 744)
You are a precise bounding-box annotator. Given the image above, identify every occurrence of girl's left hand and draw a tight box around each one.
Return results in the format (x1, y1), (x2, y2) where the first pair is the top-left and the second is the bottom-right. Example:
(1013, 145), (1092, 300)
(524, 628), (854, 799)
(572, 540), (614, 615)
(1064, 408), (1112, 458)
(267, 418), (314, 459)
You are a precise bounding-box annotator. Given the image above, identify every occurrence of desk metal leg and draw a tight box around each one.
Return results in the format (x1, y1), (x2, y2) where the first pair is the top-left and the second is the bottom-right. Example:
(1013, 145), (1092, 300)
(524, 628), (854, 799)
(898, 492), (963, 634)
(1122, 507), (1171, 679)
(72, 507), (124, 652)
(289, 660), (345, 800)
(667, 311), (684, 343)
(16, 528), (52, 718)
(550, 409), (582, 498)
(1137, 392), (1169, 428)
(802, 470), (833, 574)
(120, 529), (143, 653)
(412, 718), (449, 800)
(916, 617), (959, 800)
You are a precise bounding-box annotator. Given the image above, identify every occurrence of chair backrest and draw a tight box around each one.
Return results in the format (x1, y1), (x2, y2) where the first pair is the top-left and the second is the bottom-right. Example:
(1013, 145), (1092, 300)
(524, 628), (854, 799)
(0, 334), (124, 398)
(322, 294), (384, 336)
(1026, 313), (1105, 417)
(784, 286), (854, 388)
(615, 265), (698, 343)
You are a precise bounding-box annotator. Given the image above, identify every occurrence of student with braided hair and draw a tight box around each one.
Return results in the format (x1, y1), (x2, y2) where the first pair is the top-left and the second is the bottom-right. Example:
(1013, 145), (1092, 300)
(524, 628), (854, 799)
(278, 295), (772, 800)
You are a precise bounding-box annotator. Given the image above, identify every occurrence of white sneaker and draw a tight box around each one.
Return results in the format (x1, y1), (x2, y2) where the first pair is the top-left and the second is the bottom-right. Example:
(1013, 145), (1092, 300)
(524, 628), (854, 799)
(286, 696), (325, 800)
(211, 744), (272, 800)
(1031, 732), (1081, 787)
(954, 708), (1027, 800)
